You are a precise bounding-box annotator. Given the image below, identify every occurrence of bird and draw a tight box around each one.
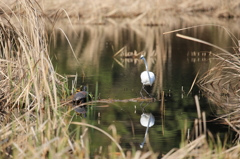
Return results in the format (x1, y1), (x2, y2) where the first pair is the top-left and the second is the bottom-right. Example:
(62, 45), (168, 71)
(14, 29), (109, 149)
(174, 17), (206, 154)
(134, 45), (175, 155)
(72, 86), (88, 106)
(140, 55), (155, 98)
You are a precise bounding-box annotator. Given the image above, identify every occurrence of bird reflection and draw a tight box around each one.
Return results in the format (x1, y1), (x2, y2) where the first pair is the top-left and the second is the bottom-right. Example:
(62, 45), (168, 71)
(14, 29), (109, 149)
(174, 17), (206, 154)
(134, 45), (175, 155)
(73, 106), (87, 118)
(72, 86), (90, 118)
(139, 102), (155, 148)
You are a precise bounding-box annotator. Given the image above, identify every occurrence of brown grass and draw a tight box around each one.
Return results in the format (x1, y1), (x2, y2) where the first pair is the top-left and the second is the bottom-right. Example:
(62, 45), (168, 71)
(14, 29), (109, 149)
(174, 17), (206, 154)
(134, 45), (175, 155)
(0, 0), (240, 158)
(0, 1), (66, 111)
(0, 1), (161, 158)
(1, 0), (240, 25)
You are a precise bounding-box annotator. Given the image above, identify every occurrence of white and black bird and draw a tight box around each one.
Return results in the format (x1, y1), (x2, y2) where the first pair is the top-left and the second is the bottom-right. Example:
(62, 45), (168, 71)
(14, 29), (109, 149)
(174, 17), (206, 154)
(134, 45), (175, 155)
(140, 55), (155, 98)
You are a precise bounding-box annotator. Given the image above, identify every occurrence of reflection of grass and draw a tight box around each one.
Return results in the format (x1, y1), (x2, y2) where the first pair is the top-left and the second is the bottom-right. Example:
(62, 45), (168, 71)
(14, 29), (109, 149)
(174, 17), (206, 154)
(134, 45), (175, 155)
(174, 27), (240, 110)
(163, 25), (240, 158)
(164, 96), (240, 159)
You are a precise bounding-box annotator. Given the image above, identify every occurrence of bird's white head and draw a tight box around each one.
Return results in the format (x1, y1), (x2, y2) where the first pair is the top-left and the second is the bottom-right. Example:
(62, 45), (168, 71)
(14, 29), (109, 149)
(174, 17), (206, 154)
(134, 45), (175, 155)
(140, 55), (144, 59)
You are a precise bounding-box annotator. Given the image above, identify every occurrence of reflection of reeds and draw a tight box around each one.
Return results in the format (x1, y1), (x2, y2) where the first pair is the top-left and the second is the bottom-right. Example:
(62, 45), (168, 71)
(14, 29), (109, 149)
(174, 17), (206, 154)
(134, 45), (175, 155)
(177, 33), (240, 109)
(161, 24), (240, 158)
(163, 25), (240, 110)
(198, 52), (240, 109)
(163, 96), (240, 159)
(174, 28), (240, 131)
(51, 17), (240, 101)
(197, 50), (240, 130)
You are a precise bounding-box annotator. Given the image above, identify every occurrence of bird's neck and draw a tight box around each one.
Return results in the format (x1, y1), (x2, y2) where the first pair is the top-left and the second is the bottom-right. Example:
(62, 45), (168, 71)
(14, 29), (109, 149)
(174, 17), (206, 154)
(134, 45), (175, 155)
(143, 58), (152, 85)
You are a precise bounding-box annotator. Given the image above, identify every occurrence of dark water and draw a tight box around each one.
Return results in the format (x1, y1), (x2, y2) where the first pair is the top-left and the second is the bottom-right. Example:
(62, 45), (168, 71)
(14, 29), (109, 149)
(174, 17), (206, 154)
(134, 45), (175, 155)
(50, 21), (238, 155)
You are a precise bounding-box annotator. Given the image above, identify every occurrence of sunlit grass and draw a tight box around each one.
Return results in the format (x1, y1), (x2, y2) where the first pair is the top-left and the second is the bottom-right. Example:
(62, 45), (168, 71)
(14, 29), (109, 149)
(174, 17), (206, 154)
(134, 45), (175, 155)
(0, 0), (240, 159)
(2, 0), (240, 26)
(0, 1), (157, 158)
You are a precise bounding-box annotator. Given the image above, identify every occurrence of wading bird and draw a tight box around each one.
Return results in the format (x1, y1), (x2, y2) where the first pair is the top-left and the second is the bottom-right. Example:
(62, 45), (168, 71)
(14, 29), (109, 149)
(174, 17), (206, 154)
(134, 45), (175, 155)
(140, 55), (155, 98)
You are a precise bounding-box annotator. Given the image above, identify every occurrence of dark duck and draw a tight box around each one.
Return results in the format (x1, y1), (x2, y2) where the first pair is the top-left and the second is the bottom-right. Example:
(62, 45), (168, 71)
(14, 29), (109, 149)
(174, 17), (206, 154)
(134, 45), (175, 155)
(72, 86), (88, 106)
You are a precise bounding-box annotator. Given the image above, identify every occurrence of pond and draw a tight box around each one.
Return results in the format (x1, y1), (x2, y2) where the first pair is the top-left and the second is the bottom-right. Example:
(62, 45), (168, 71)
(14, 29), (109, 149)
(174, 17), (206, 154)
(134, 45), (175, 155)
(50, 19), (238, 156)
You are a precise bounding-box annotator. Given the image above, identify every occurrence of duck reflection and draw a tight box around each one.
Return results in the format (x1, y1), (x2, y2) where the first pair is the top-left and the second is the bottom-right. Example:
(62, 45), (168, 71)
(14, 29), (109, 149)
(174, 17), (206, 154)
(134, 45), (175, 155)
(139, 102), (155, 148)
(73, 105), (87, 118)
(72, 86), (90, 118)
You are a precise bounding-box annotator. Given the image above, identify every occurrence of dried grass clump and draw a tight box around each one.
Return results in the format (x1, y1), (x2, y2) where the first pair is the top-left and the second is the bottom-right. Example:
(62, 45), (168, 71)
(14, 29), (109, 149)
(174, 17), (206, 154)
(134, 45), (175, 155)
(178, 26), (240, 132)
(168, 27), (240, 111)
(175, 27), (240, 131)
(198, 51), (240, 109)
(0, 1), (66, 112)
(0, 1), (158, 158)
(0, 1), (75, 158)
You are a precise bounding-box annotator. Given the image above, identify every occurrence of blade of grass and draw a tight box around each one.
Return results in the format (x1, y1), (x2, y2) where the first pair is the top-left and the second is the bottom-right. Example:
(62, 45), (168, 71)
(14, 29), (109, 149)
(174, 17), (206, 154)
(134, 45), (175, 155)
(71, 122), (126, 159)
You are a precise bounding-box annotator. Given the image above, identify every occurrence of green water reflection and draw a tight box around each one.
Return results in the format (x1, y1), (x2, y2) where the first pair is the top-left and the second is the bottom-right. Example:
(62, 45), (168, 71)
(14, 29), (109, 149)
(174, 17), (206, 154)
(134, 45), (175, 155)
(50, 21), (238, 154)
(68, 99), (199, 154)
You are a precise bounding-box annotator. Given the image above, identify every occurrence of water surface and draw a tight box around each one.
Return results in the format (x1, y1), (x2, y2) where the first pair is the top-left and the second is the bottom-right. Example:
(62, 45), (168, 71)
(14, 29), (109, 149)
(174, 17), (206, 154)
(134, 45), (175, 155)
(50, 19), (239, 155)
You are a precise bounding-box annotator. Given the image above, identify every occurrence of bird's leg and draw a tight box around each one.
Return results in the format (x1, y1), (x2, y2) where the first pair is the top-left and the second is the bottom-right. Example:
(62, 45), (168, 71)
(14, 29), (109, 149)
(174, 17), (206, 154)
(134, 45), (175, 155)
(140, 85), (153, 98)
(142, 85), (153, 98)
(140, 85), (145, 98)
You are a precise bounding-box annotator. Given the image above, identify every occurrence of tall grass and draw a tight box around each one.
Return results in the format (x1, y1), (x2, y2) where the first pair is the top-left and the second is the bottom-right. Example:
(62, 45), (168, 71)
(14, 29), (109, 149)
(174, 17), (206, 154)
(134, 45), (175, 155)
(0, 0), (69, 158)
(0, 1), (157, 158)
(0, 1), (66, 111)
(1, 0), (240, 158)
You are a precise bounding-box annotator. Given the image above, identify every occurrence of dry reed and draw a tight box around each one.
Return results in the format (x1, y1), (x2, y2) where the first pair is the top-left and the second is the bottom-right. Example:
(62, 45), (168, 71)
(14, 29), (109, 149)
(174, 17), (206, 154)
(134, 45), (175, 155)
(1, 0), (240, 26)
(0, 1), (159, 158)
(0, 0), (240, 158)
